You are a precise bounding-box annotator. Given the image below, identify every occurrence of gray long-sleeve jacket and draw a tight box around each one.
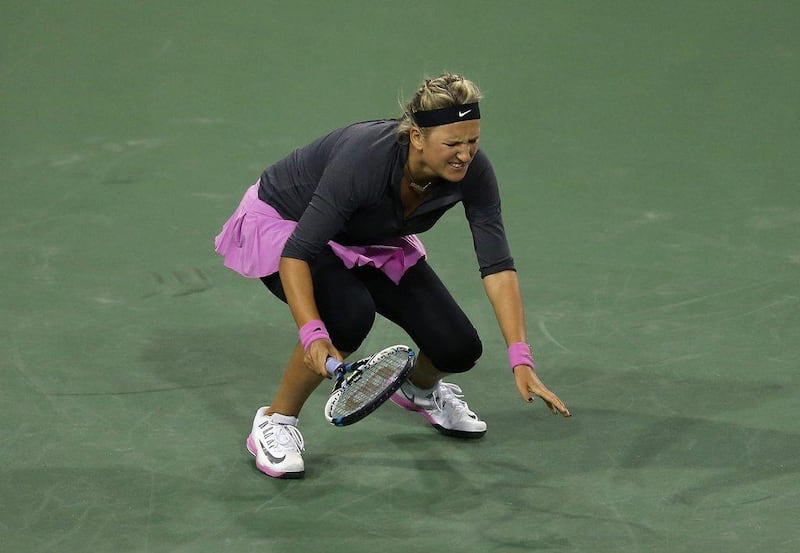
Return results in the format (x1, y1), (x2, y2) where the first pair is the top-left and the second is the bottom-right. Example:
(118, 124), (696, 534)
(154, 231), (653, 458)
(258, 119), (514, 278)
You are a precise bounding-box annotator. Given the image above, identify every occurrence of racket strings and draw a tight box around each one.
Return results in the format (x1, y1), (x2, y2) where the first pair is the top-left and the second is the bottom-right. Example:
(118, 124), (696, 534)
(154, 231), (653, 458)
(331, 352), (408, 416)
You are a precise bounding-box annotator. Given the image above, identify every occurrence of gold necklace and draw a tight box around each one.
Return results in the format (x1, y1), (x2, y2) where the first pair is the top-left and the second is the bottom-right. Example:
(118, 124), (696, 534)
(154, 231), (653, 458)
(405, 161), (433, 194)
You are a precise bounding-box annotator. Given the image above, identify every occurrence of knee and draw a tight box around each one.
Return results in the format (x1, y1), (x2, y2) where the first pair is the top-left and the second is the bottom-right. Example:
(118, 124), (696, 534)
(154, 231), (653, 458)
(425, 326), (483, 373)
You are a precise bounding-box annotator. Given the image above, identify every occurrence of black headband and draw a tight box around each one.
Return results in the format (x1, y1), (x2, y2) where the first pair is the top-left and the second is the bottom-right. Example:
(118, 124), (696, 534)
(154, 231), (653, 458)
(412, 102), (480, 127)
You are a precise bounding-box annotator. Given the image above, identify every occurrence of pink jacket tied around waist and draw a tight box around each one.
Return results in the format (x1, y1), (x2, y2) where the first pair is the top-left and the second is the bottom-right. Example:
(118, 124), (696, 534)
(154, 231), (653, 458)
(214, 184), (426, 284)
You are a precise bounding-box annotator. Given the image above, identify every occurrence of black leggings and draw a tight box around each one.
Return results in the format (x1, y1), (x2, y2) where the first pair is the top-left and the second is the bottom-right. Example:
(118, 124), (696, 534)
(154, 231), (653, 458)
(260, 248), (482, 373)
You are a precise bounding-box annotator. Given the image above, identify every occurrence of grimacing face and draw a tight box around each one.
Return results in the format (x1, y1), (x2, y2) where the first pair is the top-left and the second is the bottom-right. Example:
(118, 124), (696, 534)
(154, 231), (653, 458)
(413, 119), (480, 182)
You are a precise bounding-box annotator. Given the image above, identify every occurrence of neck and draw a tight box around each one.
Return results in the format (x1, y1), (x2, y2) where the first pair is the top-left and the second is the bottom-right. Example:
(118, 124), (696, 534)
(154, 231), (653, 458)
(405, 159), (434, 194)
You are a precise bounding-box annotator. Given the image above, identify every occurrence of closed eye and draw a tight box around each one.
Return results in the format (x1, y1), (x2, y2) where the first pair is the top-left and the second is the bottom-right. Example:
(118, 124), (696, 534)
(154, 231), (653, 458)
(445, 138), (480, 147)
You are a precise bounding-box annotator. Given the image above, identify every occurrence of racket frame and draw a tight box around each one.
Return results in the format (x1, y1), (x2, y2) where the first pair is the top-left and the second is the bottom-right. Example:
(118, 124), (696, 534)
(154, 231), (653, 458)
(324, 345), (415, 426)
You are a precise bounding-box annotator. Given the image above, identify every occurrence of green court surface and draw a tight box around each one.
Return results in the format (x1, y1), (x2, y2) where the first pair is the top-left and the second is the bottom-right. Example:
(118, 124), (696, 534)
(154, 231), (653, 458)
(2, 2), (799, 552)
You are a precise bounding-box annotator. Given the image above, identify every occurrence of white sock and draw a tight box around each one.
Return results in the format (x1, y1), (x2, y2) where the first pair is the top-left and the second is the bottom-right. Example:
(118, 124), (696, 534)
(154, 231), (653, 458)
(403, 380), (436, 398)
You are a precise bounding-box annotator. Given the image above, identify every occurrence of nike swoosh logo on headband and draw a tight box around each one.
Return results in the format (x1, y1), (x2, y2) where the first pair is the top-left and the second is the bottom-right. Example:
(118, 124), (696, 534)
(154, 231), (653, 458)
(458, 109), (472, 117)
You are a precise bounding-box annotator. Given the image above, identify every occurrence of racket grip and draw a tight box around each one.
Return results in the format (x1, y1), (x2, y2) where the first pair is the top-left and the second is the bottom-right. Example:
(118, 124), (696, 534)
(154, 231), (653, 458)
(325, 357), (344, 376)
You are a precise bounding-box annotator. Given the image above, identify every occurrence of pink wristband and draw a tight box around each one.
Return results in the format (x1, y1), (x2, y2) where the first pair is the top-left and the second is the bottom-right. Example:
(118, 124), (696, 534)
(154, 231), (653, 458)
(298, 319), (330, 351)
(508, 342), (535, 374)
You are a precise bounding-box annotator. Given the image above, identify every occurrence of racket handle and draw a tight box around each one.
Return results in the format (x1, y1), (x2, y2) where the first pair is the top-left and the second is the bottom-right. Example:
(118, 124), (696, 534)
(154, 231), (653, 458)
(325, 357), (345, 376)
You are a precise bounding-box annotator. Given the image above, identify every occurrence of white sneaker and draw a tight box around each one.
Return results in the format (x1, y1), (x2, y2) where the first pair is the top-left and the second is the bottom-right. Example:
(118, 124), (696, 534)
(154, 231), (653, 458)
(246, 407), (305, 479)
(391, 381), (487, 438)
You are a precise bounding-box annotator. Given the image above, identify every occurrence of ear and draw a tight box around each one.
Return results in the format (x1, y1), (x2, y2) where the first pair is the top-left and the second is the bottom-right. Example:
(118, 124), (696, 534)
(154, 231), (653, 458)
(409, 127), (425, 151)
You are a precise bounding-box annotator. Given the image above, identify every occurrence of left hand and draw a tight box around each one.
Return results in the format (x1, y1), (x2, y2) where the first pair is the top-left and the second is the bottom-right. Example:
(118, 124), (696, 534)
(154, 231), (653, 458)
(513, 365), (571, 417)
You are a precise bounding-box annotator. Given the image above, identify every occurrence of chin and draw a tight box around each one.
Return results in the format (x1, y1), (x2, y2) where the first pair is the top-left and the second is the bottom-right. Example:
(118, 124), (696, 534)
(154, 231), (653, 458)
(445, 168), (469, 182)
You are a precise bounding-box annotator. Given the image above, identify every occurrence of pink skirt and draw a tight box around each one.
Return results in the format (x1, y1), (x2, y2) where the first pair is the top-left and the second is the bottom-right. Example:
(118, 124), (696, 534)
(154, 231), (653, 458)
(214, 184), (426, 284)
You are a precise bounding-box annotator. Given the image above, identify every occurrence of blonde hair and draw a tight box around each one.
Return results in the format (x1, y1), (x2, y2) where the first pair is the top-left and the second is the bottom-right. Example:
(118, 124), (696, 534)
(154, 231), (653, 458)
(397, 72), (483, 142)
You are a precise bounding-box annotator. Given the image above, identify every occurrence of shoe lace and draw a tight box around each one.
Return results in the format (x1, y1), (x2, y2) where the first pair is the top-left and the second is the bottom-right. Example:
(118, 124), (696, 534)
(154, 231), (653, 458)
(265, 423), (305, 453)
(432, 382), (472, 415)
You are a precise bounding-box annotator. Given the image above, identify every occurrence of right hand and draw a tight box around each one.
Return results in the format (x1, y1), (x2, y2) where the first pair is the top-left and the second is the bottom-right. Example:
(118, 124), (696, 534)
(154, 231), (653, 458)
(304, 339), (342, 378)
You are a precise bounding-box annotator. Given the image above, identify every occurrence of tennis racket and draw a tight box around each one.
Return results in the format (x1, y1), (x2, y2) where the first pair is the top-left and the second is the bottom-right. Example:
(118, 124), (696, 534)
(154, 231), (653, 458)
(323, 344), (416, 426)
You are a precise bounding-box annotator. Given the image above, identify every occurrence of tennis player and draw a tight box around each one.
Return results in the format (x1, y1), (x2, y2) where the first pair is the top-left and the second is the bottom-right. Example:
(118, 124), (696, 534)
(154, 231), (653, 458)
(215, 72), (570, 479)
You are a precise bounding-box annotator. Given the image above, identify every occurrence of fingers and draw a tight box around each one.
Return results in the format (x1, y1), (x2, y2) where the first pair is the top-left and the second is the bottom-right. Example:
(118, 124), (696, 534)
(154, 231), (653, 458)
(519, 379), (571, 417)
(512, 366), (572, 417)
(515, 379), (533, 402)
(538, 390), (571, 417)
(304, 339), (340, 378)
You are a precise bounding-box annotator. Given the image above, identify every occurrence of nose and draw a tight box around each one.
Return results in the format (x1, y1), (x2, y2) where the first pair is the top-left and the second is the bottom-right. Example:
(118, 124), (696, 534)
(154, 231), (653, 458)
(456, 144), (474, 162)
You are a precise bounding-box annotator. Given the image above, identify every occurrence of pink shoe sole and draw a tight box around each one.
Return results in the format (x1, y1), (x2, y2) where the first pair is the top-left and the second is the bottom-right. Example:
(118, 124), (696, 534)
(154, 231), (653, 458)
(246, 434), (304, 479)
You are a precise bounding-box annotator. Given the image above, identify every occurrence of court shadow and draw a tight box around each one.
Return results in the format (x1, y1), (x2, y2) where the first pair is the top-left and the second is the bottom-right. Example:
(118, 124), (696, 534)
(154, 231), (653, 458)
(0, 466), (225, 552)
(486, 399), (800, 508)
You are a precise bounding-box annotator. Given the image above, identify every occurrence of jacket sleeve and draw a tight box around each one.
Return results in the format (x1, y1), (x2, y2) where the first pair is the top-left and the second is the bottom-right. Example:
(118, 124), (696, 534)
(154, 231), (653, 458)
(462, 153), (516, 278)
